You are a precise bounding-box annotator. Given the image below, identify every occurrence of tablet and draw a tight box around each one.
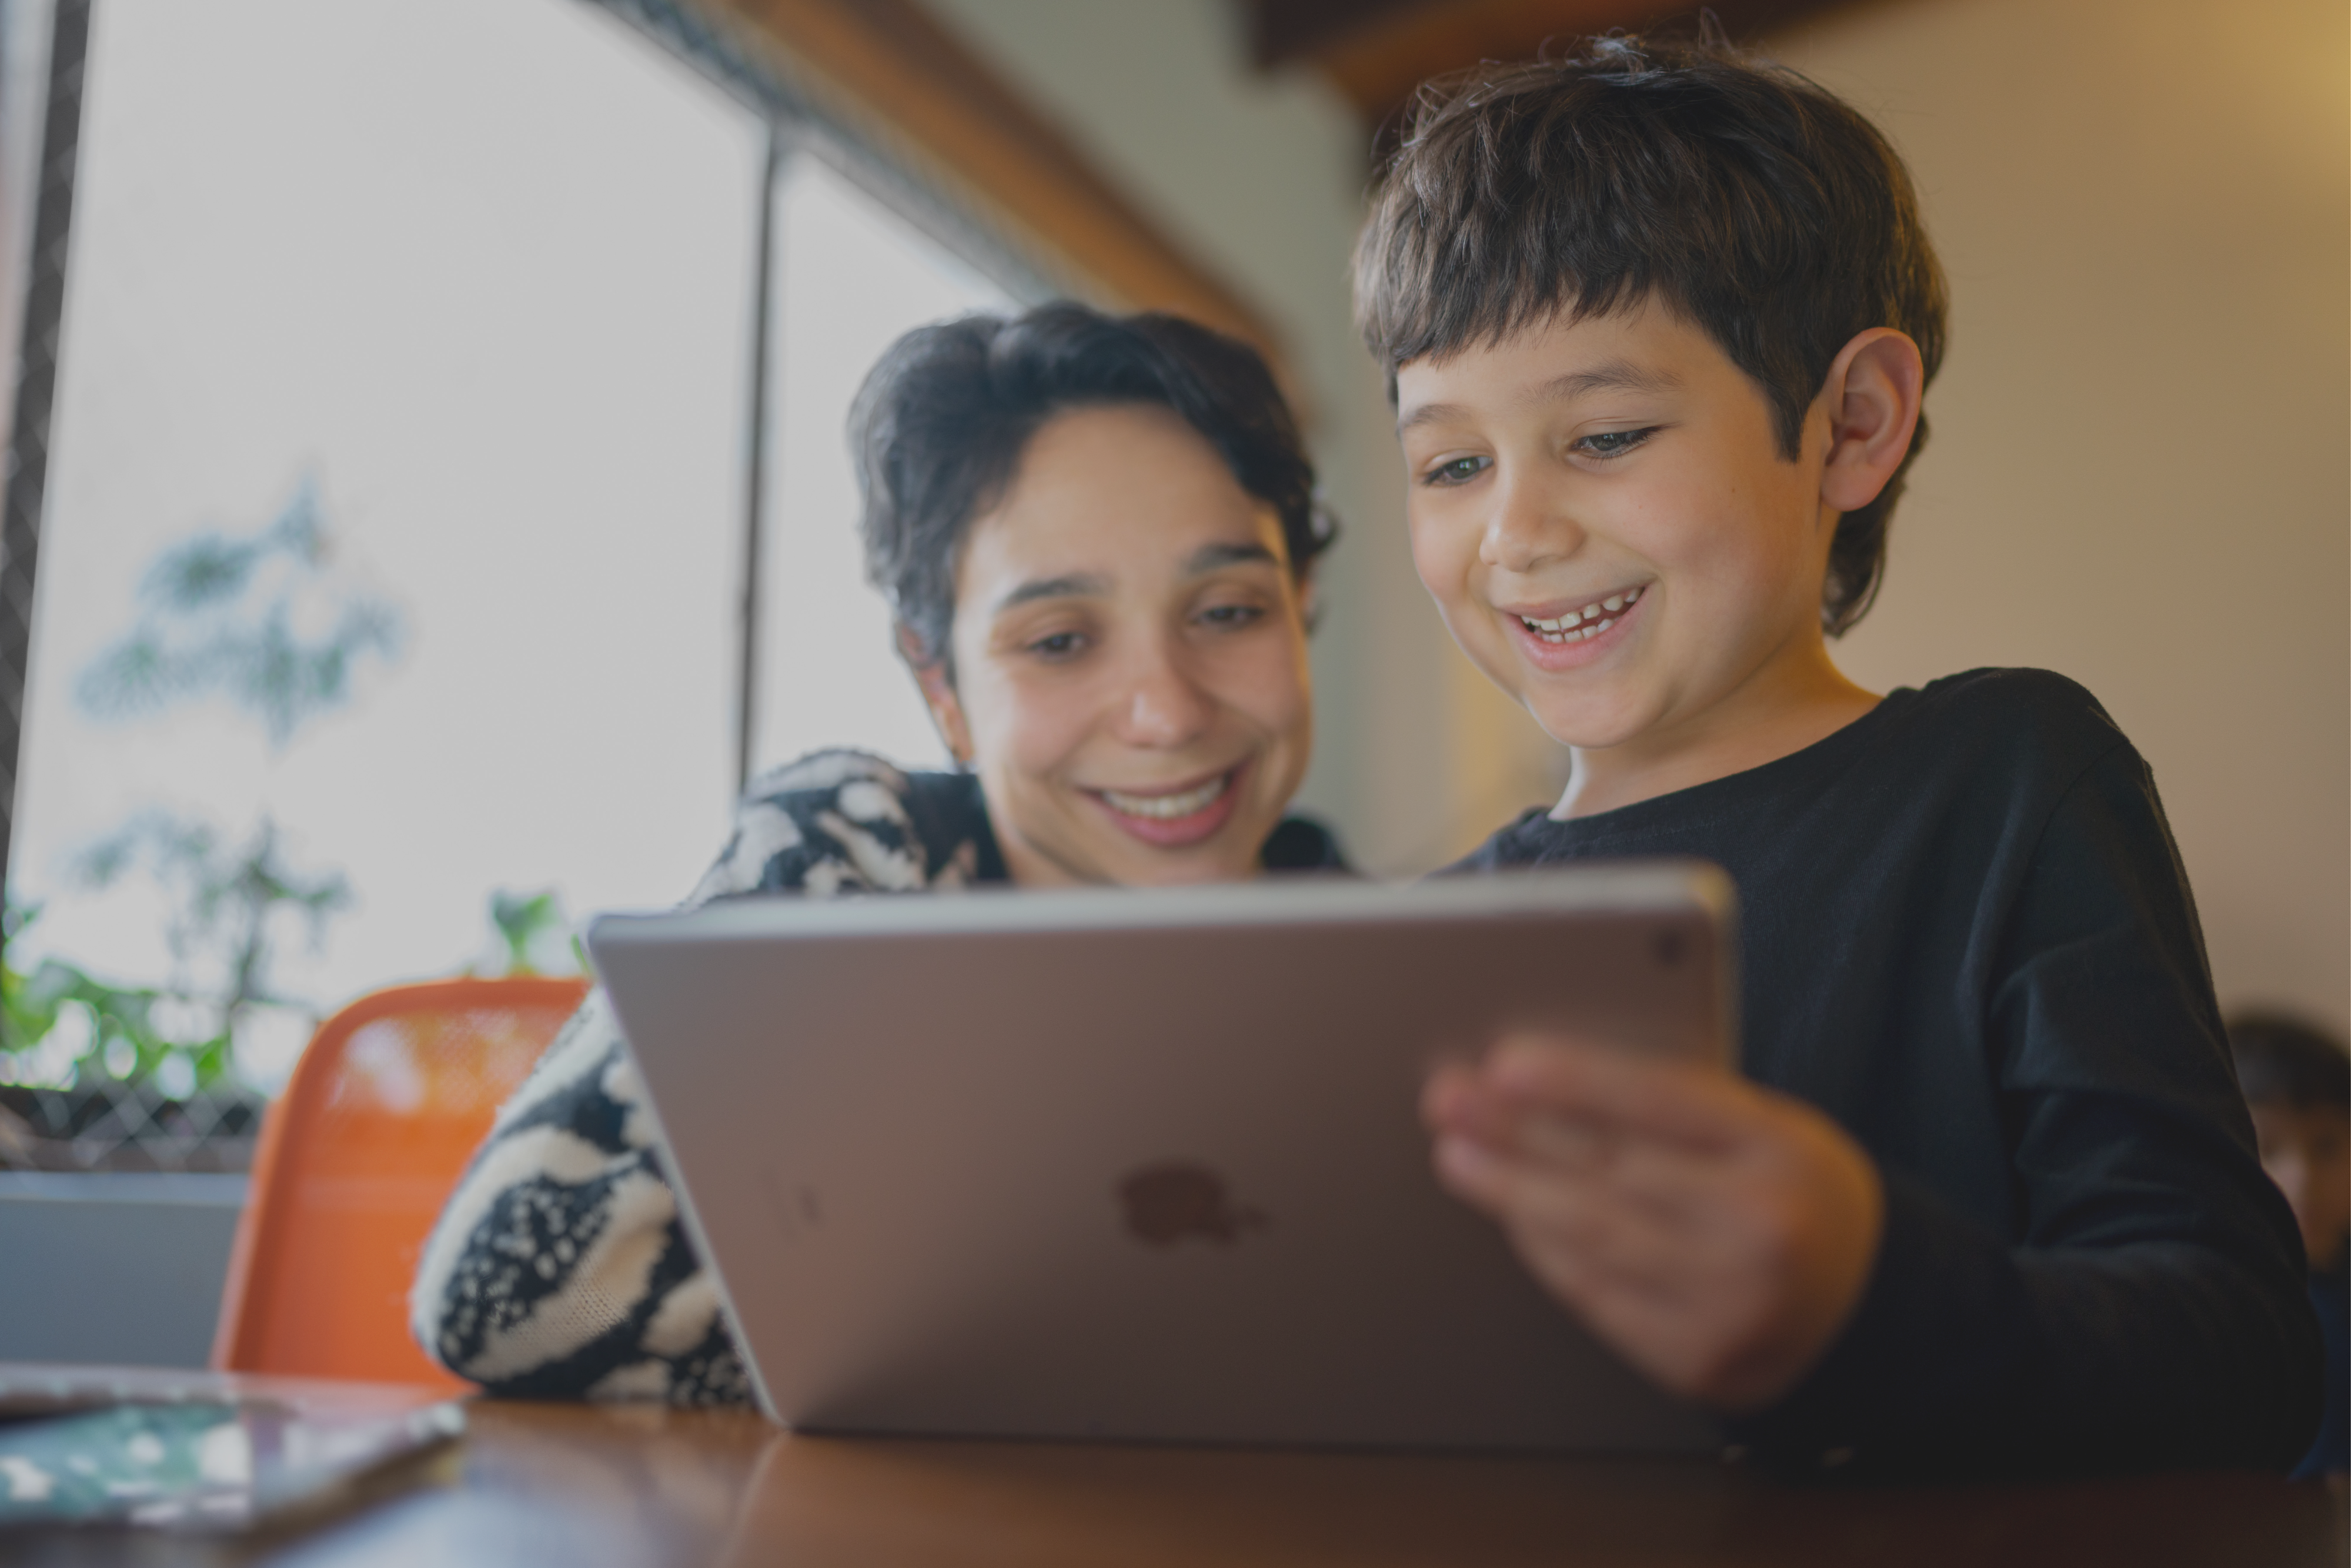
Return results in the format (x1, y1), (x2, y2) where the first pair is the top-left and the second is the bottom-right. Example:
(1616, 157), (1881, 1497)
(587, 861), (1735, 1453)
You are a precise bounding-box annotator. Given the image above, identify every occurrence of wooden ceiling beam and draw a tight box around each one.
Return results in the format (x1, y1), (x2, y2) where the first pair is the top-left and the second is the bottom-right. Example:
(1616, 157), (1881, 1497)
(698, 0), (1287, 372)
(1243, 0), (1424, 68)
(1244, 0), (1869, 127)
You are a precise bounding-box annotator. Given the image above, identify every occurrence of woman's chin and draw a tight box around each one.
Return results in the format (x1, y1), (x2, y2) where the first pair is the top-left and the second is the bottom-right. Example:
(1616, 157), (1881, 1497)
(1074, 813), (1278, 887)
(1127, 849), (1262, 887)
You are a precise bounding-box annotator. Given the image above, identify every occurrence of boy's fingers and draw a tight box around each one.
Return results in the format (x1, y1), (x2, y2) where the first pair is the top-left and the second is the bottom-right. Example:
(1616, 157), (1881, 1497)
(1431, 1132), (1511, 1212)
(1436, 1108), (1735, 1221)
(1567, 1131), (1729, 1225)
(1438, 1137), (1620, 1259)
(1458, 1159), (1712, 1307)
(1515, 1111), (1616, 1174)
(1421, 1062), (1517, 1144)
(1437, 1134), (1718, 1256)
(1421, 1059), (1488, 1122)
(1486, 1034), (1754, 1146)
(1435, 1132), (1623, 1223)
(1504, 1205), (1695, 1302)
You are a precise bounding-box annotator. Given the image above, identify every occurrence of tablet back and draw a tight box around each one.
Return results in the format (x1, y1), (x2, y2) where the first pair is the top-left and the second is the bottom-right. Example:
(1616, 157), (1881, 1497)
(588, 862), (1733, 1453)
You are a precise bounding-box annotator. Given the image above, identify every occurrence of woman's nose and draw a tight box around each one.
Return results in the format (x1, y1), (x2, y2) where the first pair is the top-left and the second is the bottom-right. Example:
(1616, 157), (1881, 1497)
(1480, 470), (1583, 575)
(1112, 648), (1215, 748)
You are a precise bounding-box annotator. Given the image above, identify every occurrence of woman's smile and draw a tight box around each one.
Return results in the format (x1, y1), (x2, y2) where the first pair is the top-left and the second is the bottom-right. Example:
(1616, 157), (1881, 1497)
(1087, 761), (1248, 847)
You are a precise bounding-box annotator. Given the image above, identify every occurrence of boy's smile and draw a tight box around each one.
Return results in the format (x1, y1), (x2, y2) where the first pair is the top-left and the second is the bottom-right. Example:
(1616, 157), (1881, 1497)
(1502, 582), (1647, 667)
(1394, 303), (1902, 818)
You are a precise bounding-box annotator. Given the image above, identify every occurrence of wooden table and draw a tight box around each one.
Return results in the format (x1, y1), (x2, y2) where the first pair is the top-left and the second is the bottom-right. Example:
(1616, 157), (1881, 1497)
(0, 1396), (2343, 1566)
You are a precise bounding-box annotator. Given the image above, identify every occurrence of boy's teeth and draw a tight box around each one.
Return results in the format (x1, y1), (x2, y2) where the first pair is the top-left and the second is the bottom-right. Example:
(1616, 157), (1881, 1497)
(1520, 584), (1642, 641)
(1102, 774), (1228, 820)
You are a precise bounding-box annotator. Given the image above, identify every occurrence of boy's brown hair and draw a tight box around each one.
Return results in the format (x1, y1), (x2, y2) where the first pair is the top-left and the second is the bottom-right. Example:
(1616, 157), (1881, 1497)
(1353, 34), (1947, 635)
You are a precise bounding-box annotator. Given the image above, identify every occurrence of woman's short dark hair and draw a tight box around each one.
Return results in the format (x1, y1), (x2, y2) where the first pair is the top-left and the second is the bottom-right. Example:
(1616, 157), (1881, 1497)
(850, 302), (1337, 671)
(1352, 32), (1948, 637)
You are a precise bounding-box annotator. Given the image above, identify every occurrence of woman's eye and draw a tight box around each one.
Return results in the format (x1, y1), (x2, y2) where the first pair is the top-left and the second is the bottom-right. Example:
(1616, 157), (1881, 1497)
(1026, 630), (1085, 660)
(1421, 454), (1491, 487)
(1575, 427), (1656, 460)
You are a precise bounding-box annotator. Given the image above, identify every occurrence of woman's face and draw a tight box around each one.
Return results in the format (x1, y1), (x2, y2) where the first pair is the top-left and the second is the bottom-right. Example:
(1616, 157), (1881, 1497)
(920, 403), (1314, 887)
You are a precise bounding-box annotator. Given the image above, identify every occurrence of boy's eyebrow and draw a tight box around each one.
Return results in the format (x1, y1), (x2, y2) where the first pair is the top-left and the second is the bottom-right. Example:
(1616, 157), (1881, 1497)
(995, 571), (1110, 612)
(1396, 358), (1681, 435)
(1398, 404), (1452, 436)
(1536, 359), (1682, 402)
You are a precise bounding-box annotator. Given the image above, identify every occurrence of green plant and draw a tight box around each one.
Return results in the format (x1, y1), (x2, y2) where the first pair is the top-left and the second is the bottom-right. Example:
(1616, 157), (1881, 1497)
(479, 889), (584, 978)
(76, 479), (400, 748)
(69, 815), (349, 1081)
(12, 478), (406, 1088)
(0, 900), (215, 1091)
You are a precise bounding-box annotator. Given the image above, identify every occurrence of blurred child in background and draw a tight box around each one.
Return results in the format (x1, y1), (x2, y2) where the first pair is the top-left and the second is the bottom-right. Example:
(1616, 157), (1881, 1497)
(2230, 1014), (2349, 1482)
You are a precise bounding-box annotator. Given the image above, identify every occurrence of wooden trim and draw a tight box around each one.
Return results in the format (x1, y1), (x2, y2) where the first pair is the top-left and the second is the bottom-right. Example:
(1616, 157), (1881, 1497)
(1245, 0), (1882, 126)
(1245, 0), (1421, 69)
(699, 0), (1288, 376)
(1315, 0), (1684, 121)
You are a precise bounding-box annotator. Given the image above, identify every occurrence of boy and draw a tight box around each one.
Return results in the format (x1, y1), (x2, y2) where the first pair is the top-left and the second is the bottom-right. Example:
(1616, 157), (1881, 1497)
(2229, 1014), (2349, 1480)
(1354, 35), (2321, 1476)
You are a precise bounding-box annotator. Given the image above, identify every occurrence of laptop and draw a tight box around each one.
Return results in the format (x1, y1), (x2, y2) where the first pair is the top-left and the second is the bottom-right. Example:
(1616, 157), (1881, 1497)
(587, 862), (1735, 1454)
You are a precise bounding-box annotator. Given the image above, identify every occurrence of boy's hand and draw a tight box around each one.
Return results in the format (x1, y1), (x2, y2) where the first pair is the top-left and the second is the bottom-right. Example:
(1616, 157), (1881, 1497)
(1422, 1035), (1884, 1413)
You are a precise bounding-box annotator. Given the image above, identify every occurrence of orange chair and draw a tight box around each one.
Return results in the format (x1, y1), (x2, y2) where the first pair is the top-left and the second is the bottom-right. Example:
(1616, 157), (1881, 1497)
(212, 975), (592, 1388)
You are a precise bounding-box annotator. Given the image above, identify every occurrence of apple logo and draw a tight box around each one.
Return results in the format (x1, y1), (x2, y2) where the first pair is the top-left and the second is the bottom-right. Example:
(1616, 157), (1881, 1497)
(1117, 1161), (1267, 1247)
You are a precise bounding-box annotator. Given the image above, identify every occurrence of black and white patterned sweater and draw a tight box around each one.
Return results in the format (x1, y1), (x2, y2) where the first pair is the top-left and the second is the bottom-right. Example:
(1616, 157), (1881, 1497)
(409, 750), (1345, 1404)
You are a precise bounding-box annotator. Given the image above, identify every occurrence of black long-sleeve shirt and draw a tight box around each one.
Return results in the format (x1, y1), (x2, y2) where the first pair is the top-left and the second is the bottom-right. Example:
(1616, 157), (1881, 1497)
(1455, 668), (2323, 1477)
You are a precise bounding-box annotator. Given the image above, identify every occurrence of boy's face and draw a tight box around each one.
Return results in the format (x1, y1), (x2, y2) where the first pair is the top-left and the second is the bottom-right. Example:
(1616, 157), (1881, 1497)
(1394, 303), (1838, 755)
(2249, 1100), (2350, 1272)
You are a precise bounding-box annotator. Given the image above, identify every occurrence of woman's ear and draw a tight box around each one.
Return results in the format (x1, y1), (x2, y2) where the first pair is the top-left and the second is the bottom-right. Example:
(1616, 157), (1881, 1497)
(1816, 327), (1925, 517)
(898, 623), (974, 765)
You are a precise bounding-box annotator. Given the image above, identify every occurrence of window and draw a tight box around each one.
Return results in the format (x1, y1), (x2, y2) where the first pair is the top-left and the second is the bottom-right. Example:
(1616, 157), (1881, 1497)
(0, 0), (1027, 1124)
(753, 154), (1012, 775)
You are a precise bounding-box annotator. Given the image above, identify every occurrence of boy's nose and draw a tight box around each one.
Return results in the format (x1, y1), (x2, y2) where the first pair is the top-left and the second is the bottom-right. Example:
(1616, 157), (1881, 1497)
(1479, 476), (1583, 574)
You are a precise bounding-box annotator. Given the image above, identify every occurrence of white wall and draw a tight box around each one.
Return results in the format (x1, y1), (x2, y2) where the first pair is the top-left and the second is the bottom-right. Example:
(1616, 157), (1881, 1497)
(1772, 0), (2350, 1032)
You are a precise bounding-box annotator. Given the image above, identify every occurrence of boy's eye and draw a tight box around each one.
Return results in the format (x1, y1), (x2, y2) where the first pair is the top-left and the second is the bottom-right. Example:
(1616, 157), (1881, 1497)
(1197, 603), (1264, 630)
(1025, 630), (1086, 660)
(1574, 427), (1657, 460)
(1421, 454), (1491, 487)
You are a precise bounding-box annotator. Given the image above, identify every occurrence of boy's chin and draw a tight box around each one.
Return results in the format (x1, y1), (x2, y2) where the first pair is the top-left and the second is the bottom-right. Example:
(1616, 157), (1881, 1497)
(1456, 633), (1644, 751)
(1518, 688), (1653, 753)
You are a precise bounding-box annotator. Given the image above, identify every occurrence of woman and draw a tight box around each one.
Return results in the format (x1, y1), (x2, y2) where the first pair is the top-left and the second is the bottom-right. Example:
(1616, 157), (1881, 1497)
(410, 304), (1343, 1402)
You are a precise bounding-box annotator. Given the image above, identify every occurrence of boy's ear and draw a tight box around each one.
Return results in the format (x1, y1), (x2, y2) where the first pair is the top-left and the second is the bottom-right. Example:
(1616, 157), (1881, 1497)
(898, 623), (974, 766)
(1816, 327), (1926, 517)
